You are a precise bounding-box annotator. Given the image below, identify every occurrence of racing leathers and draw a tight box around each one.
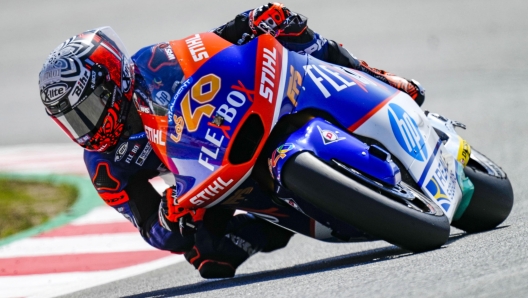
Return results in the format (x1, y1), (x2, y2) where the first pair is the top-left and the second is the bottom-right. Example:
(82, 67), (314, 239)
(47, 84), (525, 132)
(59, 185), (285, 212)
(85, 3), (425, 279)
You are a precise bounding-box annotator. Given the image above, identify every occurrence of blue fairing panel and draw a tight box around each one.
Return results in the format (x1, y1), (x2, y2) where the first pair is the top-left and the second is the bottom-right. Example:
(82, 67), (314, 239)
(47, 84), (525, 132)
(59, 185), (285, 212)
(293, 55), (399, 130)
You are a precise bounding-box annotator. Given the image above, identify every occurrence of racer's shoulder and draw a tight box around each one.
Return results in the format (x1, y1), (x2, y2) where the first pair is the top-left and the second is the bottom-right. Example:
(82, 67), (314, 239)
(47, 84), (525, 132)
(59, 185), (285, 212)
(83, 134), (160, 178)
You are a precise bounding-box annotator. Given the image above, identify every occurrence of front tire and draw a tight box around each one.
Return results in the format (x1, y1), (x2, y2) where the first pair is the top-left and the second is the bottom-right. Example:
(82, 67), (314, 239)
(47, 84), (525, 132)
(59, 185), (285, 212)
(451, 149), (514, 233)
(282, 152), (450, 252)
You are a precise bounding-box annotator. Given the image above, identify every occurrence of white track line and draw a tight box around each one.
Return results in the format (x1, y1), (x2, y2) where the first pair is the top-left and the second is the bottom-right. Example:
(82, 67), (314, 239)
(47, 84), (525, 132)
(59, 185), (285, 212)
(71, 206), (128, 225)
(0, 233), (156, 258)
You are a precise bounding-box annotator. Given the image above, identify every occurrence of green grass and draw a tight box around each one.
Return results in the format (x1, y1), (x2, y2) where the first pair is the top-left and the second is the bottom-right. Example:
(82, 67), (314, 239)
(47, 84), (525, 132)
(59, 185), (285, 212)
(0, 178), (77, 239)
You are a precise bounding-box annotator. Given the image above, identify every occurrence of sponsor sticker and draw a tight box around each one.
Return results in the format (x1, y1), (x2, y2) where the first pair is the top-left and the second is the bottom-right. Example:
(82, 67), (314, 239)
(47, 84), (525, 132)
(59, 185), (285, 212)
(185, 34), (209, 62)
(457, 138), (471, 167)
(129, 132), (146, 140)
(135, 142), (152, 166)
(44, 83), (70, 103)
(170, 116), (184, 143)
(164, 47), (176, 60)
(145, 126), (166, 146)
(316, 125), (345, 145)
(388, 103), (428, 161)
(114, 142), (128, 162)
(125, 143), (141, 163)
(154, 90), (171, 107)
(259, 47), (278, 103)
(286, 65), (302, 106)
(121, 58), (132, 93)
(189, 177), (234, 206)
(425, 157), (457, 212)
(268, 143), (295, 178)
(69, 68), (90, 104)
(40, 68), (61, 86)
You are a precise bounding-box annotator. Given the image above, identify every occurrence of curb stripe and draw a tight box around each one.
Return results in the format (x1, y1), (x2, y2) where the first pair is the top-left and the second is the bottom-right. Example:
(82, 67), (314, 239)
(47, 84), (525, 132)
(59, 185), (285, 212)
(35, 222), (137, 238)
(0, 250), (171, 276)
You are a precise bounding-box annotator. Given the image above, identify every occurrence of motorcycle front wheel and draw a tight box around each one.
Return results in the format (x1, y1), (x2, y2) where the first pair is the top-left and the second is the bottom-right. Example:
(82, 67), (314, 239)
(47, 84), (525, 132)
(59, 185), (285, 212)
(282, 152), (450, 252)
(451, 149), (514, 233)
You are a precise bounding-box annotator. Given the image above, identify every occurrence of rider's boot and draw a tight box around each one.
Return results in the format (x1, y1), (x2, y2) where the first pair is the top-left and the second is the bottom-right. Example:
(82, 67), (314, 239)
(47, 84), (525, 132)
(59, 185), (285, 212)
(185, 211), (293, 278)
(324, 43), (426, 107)
(358, 60), (426, 106)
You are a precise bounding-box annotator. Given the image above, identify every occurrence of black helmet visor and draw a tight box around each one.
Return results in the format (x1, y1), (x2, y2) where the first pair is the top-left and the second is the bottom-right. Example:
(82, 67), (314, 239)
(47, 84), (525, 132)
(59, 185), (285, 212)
(50, 83), (114, 140)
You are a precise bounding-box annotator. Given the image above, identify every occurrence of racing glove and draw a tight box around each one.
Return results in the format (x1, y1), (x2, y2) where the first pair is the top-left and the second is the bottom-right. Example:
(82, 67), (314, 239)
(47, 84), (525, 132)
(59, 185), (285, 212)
(248, 2), (307, 37)
(159, 186), (205, 236)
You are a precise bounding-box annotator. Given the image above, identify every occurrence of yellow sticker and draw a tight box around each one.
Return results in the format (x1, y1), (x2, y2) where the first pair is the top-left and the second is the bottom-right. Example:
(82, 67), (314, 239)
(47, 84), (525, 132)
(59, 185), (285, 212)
(457, 137), (471, 167)
(286, 65), (302, 106)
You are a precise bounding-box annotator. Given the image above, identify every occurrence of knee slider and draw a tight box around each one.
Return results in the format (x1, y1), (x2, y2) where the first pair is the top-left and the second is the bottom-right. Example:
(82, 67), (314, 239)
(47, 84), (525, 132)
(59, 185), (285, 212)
(198, 260), (236, 279)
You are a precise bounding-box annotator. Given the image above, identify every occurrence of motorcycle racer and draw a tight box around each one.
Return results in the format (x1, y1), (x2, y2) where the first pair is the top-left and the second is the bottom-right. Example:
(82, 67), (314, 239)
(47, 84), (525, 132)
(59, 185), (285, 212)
(38, 3), (425, 278)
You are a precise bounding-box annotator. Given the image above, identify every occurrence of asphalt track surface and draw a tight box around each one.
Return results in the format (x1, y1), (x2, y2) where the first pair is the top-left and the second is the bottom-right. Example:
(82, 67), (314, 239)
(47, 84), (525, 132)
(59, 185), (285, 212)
(2, 0), (528, 297)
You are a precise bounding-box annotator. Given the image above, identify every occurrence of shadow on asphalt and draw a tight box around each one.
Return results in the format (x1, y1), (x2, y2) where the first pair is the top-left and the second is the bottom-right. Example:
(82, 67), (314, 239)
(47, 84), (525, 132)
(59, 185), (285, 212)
(122, 229), (500, 297)
(123, 233), (466, 298)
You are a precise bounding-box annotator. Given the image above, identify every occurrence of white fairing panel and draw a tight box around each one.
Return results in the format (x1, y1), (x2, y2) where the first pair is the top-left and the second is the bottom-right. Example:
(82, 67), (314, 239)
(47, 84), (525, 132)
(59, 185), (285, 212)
(353, 92), (461, 220)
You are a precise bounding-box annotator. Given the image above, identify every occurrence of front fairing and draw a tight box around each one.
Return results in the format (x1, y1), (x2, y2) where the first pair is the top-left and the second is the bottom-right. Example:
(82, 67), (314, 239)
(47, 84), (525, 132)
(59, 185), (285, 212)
(136, 33), (290, 210)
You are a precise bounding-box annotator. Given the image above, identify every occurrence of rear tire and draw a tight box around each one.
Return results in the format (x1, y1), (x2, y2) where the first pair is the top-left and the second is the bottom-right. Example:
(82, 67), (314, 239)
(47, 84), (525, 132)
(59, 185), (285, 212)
(282, 152), (450, 252)
(451, 149), (513, 233)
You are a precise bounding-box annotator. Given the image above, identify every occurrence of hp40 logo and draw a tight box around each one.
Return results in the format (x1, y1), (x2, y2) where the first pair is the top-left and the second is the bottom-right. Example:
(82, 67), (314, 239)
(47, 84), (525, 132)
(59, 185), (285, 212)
(387, 103), (428, 161)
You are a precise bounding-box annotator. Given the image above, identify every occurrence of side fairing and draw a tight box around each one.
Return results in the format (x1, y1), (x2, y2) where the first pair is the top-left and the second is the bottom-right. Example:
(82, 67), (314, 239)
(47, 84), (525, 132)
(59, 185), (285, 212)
(352, 92), (462, 219)
(286, 54), (462, 219)
(292, 56), (400, 129)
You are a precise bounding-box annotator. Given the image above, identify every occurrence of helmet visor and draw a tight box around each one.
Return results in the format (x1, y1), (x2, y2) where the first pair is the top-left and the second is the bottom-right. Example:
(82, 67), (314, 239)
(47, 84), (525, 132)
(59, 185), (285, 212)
(50, 83), (113, 140)
(93, 26), (130, 59)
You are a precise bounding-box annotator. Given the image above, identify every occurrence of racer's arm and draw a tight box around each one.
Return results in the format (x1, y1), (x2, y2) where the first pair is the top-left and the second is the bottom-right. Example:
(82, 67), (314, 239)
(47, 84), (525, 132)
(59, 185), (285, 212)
(214, 3), (425, 105)
(84, 148), (194, 253)
(213, 6), (357, 68)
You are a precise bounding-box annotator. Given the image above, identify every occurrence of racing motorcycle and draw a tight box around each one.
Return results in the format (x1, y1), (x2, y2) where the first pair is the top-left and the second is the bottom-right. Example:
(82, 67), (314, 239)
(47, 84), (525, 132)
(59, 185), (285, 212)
(137, 32), (514, 252)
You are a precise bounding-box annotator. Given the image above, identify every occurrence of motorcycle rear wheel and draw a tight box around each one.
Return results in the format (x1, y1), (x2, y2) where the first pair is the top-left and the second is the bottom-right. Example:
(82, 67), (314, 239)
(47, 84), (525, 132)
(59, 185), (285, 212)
(451, 149), (514, 233)
(282, 152), (450, 252)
